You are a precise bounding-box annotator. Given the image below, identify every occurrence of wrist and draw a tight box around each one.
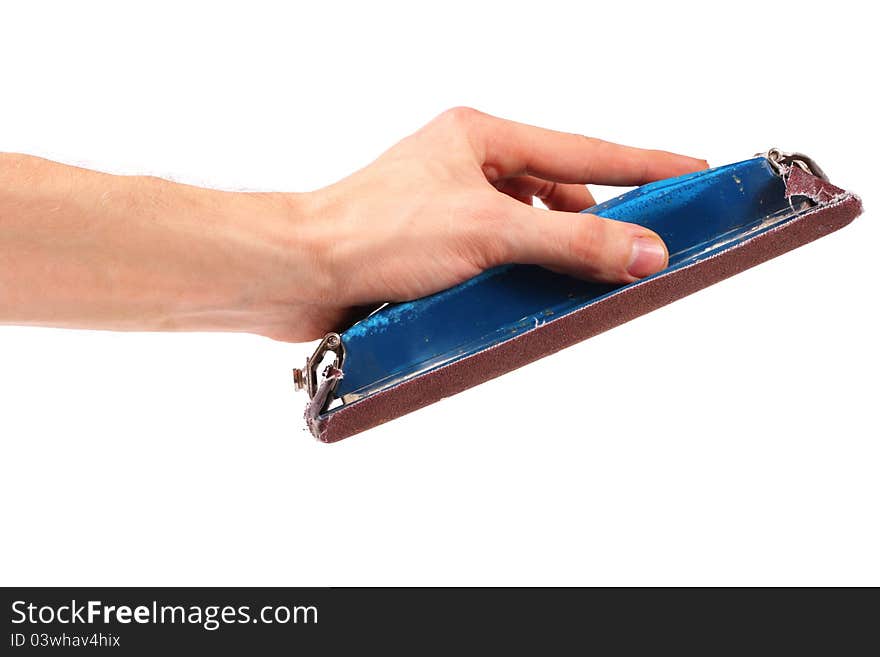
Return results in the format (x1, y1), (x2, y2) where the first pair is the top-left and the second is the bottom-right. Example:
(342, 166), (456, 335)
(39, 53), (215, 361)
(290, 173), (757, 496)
(202, 185), (340, 340)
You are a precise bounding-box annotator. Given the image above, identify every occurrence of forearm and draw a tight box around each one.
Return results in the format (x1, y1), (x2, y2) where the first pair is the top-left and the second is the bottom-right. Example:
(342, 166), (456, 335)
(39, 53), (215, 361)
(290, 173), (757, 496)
(0, 153), (320, 337)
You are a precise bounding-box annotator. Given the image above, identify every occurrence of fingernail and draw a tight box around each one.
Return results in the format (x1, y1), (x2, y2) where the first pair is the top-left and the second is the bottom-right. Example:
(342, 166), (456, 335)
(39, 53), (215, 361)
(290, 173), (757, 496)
(627, 236), (667, 278)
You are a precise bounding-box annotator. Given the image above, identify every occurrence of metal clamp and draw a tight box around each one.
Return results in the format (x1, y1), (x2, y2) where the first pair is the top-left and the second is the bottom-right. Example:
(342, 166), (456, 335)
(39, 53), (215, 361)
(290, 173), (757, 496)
(760, 148), (829, 182)
(293, 333), (346, 401)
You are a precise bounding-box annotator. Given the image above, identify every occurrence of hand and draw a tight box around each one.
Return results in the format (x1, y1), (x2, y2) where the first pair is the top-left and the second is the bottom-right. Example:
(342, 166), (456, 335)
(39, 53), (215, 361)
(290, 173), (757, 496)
(285, 108), (707, 340)
(0, 108), (707, 342)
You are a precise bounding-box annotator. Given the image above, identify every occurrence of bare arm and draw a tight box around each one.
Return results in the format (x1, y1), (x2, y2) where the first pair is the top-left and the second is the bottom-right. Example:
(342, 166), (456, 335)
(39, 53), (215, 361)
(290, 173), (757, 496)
(0, 109), (706, 342)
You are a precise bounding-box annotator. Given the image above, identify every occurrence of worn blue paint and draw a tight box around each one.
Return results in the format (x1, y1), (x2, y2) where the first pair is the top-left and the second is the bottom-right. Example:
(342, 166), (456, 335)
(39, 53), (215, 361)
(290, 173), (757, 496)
(334, 156), (796, 402)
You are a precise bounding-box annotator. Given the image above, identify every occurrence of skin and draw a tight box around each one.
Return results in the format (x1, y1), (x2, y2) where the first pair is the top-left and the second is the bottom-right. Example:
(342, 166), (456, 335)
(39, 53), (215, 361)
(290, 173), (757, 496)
(0, 108), (707, 342)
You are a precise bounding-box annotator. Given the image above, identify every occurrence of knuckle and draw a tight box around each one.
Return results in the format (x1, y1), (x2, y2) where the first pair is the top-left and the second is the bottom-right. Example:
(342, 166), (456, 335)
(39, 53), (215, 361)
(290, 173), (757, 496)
(571, 134), (605, 179)
(566, 214), (601, 263)
(567, 214), (634, 280)
(573, 133), (608, 151)
(437, 106), (481, 132)
(534, 179), (558, 201)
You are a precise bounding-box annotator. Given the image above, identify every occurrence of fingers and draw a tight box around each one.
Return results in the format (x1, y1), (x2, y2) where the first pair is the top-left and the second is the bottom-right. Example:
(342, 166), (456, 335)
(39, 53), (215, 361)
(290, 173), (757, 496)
(493, 176), (596, 211)
(448, 107), (708, 185)
(495, 196), (668, 284)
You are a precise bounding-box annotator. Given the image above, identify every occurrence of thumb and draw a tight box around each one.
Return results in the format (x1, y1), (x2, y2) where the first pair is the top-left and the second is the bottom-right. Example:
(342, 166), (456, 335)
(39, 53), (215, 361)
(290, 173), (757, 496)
(501, 198), (668, 284)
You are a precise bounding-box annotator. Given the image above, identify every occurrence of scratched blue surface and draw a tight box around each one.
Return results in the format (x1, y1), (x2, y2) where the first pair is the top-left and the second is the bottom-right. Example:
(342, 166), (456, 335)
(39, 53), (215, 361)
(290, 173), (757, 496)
(334, 156), (791, 402)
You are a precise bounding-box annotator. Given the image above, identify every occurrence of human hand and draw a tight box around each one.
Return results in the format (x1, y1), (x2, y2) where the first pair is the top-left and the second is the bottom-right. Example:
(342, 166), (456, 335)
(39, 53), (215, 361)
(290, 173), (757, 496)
(281, 108), (707, 340)
(0, 109), (707, 342)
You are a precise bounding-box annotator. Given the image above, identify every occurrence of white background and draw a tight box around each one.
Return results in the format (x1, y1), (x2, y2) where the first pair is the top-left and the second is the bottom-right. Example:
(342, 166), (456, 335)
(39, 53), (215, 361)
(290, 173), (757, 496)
(1, 1), (876, 586)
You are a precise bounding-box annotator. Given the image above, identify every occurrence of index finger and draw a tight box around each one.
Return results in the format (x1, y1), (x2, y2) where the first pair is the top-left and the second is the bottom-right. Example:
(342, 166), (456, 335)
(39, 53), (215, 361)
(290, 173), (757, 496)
(461, 109), (708, 186)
